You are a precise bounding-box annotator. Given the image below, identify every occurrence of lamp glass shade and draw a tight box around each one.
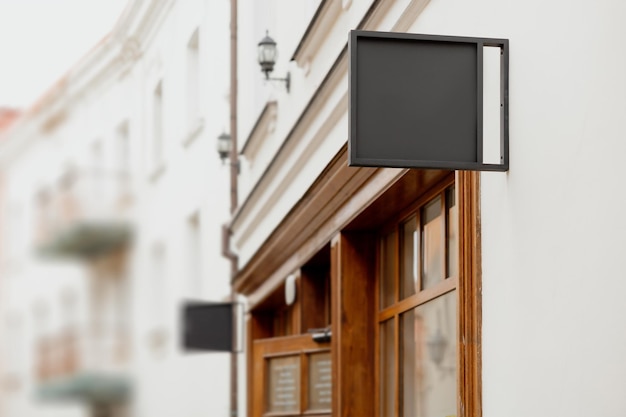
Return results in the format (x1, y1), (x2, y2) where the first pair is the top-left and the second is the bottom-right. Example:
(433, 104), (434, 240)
(217, 132), (231, 159)
(258, 33), (277, 74)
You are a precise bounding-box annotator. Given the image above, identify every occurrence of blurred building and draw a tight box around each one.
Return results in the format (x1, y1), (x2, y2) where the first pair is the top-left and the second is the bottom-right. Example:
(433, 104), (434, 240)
(0, 1), (232, 417)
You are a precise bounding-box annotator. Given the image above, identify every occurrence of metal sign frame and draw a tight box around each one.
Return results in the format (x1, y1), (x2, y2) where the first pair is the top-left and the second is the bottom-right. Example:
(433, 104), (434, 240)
(348, 30), (509, 171)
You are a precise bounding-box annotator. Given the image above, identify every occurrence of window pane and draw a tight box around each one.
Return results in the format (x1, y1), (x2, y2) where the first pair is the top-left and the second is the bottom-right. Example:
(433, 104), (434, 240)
(400, 291), (456, 417)
(421, 196), (443, 290)
(400, 216), (419, 299)
(446, 187), (458, 278)
(266, 355), (300, 413)
(380, 319), (395, 417)
(380, 230), (397, 309)
(308, 351), (332, 411)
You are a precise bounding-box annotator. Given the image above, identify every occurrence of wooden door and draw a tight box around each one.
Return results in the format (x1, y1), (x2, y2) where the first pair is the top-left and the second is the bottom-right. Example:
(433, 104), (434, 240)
(252, 334), (331, 417)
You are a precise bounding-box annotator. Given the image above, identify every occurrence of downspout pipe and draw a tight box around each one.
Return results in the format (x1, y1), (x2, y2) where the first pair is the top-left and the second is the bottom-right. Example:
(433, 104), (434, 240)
(222, 221), (238, 416)
(228, 1), (239, 417)
(229, 0), (239, 215)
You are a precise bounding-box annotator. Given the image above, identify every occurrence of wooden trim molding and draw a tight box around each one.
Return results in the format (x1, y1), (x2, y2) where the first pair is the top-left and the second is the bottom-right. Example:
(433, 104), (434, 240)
(233, 146), (378, 296)
(457, 170), (482, 417)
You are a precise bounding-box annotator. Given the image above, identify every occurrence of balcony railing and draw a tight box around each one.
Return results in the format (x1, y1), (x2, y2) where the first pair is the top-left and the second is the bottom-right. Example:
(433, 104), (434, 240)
(35, 170), (133, 259)
(36, 328), (132, 404)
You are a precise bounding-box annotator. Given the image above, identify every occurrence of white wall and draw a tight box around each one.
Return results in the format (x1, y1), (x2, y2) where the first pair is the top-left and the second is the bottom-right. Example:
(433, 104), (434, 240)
(454, 1), (626, 416)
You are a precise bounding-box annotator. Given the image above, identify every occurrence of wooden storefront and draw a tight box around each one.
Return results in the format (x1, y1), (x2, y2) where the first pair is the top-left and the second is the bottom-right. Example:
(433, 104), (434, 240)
(234, 147), (481, 417)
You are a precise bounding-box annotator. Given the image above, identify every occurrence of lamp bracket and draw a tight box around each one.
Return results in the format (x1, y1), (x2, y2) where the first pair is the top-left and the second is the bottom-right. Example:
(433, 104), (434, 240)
(266, 72), (290, 93)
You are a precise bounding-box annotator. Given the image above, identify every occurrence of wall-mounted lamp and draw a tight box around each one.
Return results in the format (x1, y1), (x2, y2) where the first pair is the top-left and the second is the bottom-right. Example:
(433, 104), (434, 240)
(285, 274), (297, 306)
(258, 31), (290, 93)
(217, 132), (232, 163)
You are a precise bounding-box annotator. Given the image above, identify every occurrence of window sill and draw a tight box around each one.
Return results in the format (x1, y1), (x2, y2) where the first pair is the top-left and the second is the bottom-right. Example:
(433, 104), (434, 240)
(183, 118), (205, 148)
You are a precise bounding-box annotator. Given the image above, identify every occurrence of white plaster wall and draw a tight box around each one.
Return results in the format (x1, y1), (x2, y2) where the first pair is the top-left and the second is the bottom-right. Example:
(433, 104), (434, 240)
(405, 0), (626, 416)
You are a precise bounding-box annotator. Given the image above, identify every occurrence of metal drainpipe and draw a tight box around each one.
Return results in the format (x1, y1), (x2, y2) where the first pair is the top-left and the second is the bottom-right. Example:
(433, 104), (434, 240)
(229, 0), (239, 215)
(228, 1), (239, 417)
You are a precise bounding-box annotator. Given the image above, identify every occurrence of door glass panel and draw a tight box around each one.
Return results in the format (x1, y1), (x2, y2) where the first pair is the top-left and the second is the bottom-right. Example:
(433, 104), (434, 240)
(446, 187), (458, 278)
(380, 230), (397, 309)
(421, 196), (443, 290)
(400, 291), (456, 417)
(380, 318), (395, 417)
(400, 216), (419, 299)
(308, 351), (332, 411)
(266, 355), (300, 413)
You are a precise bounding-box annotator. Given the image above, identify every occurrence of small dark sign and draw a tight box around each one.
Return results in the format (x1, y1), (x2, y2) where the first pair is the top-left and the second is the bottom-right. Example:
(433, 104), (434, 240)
(349, 30), (509, 171)
(182, 301), (234, 352)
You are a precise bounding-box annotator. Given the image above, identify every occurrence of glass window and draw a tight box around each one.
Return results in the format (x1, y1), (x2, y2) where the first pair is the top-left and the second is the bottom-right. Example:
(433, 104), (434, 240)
(380, 229), (397, 309)
(446, 187), (458, 279)
(308, 351), (332, 411)
(380, 318), (396, 417)
(378, 183), (458, 417)
(267, 355), (300, 413)
(401, 291), (456, 417)
(187, 29), (200, 129)
(421, 196), (443, 290)
(400, 216), (418, 299)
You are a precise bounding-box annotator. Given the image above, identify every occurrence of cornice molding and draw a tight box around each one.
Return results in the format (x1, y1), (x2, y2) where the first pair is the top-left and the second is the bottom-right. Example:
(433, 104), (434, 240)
(240, 101), (277, 158)
(231, 47), (348, 233)
(291, 0), (342, 68)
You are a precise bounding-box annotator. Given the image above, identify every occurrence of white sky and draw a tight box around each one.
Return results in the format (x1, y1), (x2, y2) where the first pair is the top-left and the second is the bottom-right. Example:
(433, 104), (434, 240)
(0, 0), (128, 109)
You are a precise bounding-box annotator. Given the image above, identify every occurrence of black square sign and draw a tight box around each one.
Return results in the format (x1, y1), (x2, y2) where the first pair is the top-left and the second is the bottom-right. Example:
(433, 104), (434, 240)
(349, 30), (508, 171)
(182, 301), (234, 352)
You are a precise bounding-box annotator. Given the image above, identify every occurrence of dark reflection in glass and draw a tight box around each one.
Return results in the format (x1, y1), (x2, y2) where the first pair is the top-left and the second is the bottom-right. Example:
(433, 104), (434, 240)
(380, 318), (395, 417)
(400, 291), (456, 417)
(400, 216), (418, 299)
(380, 230), (397, 309)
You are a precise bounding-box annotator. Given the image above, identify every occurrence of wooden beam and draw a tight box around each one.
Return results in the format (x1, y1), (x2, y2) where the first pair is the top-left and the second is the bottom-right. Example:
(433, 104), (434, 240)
(331, 232), (376, 417)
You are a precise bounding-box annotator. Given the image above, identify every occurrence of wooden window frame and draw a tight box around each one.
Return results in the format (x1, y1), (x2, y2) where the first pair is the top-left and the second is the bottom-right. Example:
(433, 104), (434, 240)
(456, 171), (482, 417)
(375, 171), (481, 417)
(377, 176), (457, 320)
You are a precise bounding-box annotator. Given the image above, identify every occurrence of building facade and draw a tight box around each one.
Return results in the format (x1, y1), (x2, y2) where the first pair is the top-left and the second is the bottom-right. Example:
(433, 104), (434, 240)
(231, 1), (626, 417)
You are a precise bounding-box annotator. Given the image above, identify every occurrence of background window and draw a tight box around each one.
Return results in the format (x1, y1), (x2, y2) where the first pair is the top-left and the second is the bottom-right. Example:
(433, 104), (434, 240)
(152, 81), (163, 168)
(186, 29), (200, 130)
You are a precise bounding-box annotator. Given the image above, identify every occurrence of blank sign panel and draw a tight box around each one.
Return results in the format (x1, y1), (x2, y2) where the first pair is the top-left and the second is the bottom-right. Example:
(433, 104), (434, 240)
(348, 31), (508, 171)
